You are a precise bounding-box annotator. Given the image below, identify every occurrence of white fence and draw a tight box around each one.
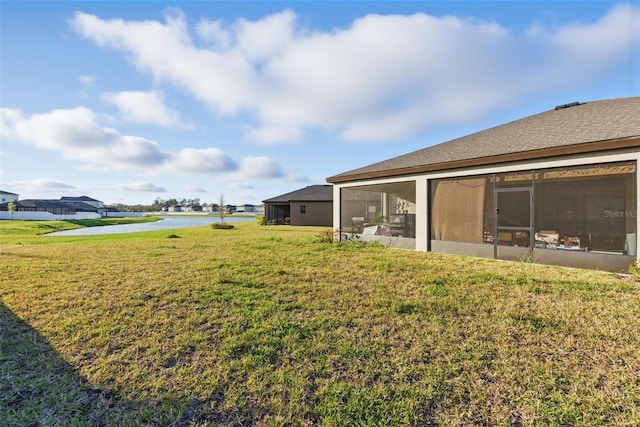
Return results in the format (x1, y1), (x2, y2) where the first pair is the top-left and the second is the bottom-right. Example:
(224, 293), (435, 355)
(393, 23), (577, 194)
(0, 211), (146, 220)
(0, 211), (102, 220)
(102, 212), (145, 217)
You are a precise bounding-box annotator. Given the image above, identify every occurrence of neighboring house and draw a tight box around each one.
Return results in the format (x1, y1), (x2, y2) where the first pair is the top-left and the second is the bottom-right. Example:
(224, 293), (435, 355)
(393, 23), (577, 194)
(263, 185), (333, 226)
(183, 204), (203, 212)
(60, 195), (104, 210)
(201, 204), (235, 214)
(0, 197), (104, 219)
(0, 190), (19, 203)
(236, 204), (256, 213)
(0, 199), (78, 215)
(327, 97), (640, 273)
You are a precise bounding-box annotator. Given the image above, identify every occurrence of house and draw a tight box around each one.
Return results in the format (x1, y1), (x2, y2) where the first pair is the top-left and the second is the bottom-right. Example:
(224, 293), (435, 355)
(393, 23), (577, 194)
(60, 195), (104, 210)
(236, 204), (256, 213)
(183, 204), (203, 212)
(263, 185), (333, 226)
(205, 204), (216, 213)
(0, 196), (105, 220)
(326, 97), (640, 273)
(0, 190), (19, 203)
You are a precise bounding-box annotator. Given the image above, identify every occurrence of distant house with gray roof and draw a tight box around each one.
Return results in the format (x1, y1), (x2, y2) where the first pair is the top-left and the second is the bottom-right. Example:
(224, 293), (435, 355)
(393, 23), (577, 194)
(327, 96), (640, 272)
(0, 190), (19, 203)
(60, 195), (104, 210)
(263, 185), (333, 226)
(0, 195), (106, 220)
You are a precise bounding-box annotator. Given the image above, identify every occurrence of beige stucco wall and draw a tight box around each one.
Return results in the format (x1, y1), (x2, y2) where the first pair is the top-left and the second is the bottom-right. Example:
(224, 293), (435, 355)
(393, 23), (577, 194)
(290, 201), (333, 226)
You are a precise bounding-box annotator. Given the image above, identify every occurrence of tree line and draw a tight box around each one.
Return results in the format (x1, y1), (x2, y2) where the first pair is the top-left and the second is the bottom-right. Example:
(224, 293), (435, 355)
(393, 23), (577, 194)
(105, 196), (236, 213)
(107, 197), (211, 213)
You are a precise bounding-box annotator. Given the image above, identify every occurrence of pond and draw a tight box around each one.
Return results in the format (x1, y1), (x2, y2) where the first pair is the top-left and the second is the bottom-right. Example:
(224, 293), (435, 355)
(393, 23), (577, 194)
(46, 215), (256, 236)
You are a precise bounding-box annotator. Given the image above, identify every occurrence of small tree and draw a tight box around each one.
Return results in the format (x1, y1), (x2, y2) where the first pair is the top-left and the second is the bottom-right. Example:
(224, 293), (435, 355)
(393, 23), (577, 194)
(211, 194), (234, 229)
(8, 201), (16, 219)
(218, 194), (226, 223)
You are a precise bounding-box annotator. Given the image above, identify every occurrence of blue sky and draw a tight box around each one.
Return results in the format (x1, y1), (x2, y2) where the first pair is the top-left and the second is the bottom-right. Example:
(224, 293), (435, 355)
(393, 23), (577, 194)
(1, 1), (639, 206)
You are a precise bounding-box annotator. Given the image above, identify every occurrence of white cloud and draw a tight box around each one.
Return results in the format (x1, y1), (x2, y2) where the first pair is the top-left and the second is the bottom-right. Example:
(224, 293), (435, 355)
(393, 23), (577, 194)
(78, 164), (115, 173)
(71, 9), (256, 115)
(231, 10), (297, 61)
(71, 5), (640, 143)
(228, 182), (255, 190)
(79, 75), (95, 86)
(7, 106), (167, 167)
(102, 90), (184, 127)
(527, 4), (640, 83)
(5, 178), (75, 192)
(196, 19), (231, 50)
(282, 174), (310, 183)
(183, 185), (207, 193)
(1, 106), (241, 175)
(168, 147), (236, 174)
(238, 156), (285, 178)
(197, 10), (297, 60)
(116, 181), (167, 192)
(0, 108), (23, 139)
(245, 124), (304, 145)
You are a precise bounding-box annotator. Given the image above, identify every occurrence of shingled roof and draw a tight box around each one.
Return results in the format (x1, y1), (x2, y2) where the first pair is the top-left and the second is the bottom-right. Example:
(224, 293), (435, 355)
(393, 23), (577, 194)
(60, 195), (101, 202)
(263, 185), (333, 203)
(0, 198), (102, 212)
(327, 96), (640, 183)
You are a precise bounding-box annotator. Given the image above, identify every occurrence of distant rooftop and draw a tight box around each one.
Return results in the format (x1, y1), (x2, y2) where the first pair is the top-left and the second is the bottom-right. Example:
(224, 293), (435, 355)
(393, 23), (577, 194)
(263, 185), (333, 203)
(60, 195), (101, 202)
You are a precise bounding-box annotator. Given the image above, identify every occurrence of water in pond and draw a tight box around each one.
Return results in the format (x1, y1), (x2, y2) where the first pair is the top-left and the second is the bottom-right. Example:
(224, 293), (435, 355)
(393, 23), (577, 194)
(46, 215), (255, 236)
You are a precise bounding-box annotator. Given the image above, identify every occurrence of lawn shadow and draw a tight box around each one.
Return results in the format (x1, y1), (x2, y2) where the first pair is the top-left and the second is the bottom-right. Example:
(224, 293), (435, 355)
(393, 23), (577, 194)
(0, 301), (265, 426)
(0, 300), (140, 426)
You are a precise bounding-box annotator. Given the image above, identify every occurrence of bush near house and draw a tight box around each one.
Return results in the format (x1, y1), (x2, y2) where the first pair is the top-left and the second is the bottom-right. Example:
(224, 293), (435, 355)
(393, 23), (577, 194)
(1, 221), (639, 426)
(211, 223), (234, 230)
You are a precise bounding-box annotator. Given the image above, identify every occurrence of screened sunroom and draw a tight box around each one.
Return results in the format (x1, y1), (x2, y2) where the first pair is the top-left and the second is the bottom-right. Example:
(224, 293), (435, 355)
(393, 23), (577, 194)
(429, 161), (637, 272)
(328, 97), (640, 272)
(340, 181), (416, 249)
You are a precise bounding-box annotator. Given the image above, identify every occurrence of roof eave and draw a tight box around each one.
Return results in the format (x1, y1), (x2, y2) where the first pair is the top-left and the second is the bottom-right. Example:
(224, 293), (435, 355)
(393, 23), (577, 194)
(326, 137), (639, 184)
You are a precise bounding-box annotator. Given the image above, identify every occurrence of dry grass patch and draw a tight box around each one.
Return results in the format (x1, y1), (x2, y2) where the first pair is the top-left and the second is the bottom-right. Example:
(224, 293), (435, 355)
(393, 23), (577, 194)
(1, 221), (639, 426)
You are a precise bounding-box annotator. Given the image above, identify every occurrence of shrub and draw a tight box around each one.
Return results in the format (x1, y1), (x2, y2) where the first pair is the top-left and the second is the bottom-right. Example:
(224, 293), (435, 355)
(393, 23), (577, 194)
(211, 223), (234, 230)
(256, 215), (265, 225)
(630, 261), (640, 278)
(315, 228), (335, 243)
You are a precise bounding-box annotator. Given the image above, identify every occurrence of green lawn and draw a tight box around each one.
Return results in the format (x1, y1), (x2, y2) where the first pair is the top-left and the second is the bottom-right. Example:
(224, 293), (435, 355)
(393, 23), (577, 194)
(1, 220), (639, 426)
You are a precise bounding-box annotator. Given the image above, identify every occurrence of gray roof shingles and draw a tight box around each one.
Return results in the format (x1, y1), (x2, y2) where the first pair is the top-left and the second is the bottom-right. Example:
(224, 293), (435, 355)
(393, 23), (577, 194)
(0, 199), (98, 212)
(263, 185), (333, 203)
(327, 96), (640, 183)
(60, 195), (100, 202)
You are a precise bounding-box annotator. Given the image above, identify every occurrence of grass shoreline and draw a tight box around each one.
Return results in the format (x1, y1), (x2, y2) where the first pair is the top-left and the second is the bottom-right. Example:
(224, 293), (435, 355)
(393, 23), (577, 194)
(1, 220), (639, 425)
